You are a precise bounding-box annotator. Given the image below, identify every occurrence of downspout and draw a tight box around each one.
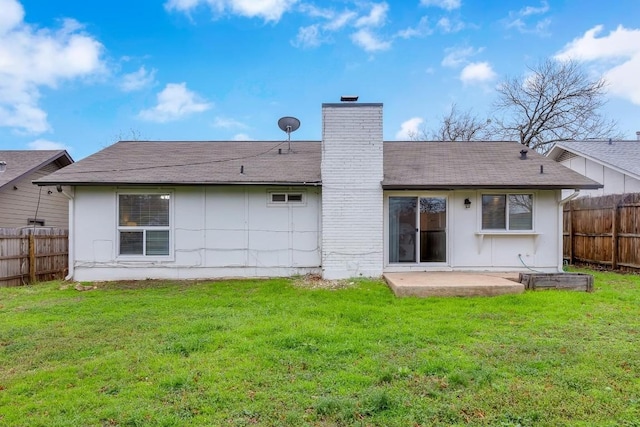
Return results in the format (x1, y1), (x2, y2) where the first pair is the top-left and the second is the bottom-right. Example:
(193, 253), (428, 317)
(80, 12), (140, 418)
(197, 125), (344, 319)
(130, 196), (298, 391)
(557, 190), (580, 271)
(58, 186), (75, 280)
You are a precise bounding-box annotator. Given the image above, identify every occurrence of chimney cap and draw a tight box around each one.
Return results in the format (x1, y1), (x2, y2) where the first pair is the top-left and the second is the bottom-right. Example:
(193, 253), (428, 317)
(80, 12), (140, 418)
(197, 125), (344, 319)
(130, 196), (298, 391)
(340, 95), (359, 102)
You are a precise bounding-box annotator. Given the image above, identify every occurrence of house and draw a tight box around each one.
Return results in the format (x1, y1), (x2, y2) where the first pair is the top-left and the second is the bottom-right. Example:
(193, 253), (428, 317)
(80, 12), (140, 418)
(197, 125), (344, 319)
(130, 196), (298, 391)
(0, 150), (74, 228)
(547, 139), (640, 197)
(35, 102), (600, 281)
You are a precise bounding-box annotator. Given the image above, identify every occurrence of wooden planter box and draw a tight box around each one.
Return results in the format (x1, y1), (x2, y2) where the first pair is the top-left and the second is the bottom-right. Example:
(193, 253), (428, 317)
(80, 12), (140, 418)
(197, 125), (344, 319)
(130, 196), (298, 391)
(519, 273), (594, 292)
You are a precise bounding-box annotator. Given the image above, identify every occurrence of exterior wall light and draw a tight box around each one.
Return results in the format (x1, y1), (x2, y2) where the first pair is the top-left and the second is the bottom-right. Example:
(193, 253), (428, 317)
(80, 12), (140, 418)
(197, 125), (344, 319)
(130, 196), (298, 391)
(0, 161), (6, 173)
(464, 198), (471, 209)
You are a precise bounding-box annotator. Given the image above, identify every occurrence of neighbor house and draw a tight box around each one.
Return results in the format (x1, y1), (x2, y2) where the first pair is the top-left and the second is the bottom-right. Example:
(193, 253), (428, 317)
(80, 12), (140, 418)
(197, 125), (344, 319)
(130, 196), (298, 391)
(35, 102), (600, 281)
(547, 139), (640, 197)
(0, 150), (74, 228)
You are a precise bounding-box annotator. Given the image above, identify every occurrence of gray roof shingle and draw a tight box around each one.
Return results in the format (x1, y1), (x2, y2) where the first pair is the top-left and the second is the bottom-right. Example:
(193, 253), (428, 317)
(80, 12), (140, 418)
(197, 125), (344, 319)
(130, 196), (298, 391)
(34, 141), (322, 186)
(383, 141), (600, 189)
(548, 140), (640, 180)
(34, 140), (600, 189)
(0, 150), (73, 190)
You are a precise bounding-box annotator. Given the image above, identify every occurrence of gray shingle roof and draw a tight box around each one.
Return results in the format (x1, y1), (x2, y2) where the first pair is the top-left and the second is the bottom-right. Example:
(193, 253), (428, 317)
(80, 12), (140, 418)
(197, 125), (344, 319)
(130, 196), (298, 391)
(0, 150), (73, 190)
(383, 141), (600, 189)
(34, 140), (600, 189)
(548, 140), (640, 180)
(34, 141), (322, 186)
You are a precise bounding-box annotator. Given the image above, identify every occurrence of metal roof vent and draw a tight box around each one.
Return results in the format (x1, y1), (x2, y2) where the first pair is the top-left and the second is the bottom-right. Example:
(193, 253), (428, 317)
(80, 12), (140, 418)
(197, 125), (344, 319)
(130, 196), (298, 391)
(340, 95), (359, 102)
(519, 149), (528, 160)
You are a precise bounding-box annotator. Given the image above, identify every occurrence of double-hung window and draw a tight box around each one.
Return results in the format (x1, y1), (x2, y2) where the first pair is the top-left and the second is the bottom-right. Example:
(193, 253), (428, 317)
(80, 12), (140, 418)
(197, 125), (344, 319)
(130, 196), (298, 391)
(482, 194), (533, 231)
(118, 193), (171, 256)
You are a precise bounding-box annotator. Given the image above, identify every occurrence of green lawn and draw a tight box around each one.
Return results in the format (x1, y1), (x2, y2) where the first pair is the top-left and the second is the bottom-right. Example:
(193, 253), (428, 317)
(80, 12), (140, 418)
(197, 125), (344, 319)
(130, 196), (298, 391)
(1, 270), (639, 426)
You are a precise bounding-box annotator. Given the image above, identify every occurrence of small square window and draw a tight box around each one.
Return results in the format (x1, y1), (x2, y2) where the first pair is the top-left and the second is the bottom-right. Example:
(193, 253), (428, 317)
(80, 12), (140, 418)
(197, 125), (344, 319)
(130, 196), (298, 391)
(271, 194), (286, 202)
(288, 194), (303, 202)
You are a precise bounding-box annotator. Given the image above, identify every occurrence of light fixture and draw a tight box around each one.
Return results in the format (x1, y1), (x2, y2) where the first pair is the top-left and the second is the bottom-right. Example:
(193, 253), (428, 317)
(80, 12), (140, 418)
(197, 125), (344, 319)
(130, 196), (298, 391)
(0, 161), (6, 173)
(464, 198), (471, 209)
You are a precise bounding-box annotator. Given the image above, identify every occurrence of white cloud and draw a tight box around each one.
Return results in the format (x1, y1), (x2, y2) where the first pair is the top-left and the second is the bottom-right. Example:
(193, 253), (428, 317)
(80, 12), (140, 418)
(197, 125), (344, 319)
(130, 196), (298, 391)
(441, 46), (482, 68)
(355, 2), (388, 28)
(419, 0), (461, 11)
(120, 66), (156, 92)
(233, 133), (253, 140)
(293, 3), (392, 52)
(164, 0), (297, 23)
(0, 0), (105, 134)
(292, 24), (322, 48)
(520, 1), (549, 16)
(324, 11), (357, 31)
(138, 83), (212, 122)
(213, 116), (247, 129)
(555, 25), (640, 105)
(504, 1), (551, 35)
(396, 16), (431, 39)
(395, 117), (424, 140)
(437, 17), (465, 33)
(460, 62), (496, 85)
(27, 138), (70, 151)
(351, 29), (391, 52)
(0, 0), (24, 34)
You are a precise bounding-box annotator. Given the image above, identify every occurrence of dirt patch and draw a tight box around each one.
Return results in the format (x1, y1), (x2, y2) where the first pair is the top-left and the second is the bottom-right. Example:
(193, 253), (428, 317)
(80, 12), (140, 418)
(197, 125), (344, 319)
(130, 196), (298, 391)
(291, 274), (356, 290)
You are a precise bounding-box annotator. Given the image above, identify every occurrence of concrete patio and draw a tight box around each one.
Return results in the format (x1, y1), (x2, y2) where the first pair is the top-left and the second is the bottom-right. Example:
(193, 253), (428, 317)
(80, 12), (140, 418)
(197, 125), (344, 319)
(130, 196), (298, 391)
(383, 272), (524, 297)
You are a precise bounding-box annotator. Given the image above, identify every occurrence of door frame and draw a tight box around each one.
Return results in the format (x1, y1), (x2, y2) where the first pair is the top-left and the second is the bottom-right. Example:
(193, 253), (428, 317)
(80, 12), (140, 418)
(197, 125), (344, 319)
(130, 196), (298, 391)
(384, 192), (451, 270)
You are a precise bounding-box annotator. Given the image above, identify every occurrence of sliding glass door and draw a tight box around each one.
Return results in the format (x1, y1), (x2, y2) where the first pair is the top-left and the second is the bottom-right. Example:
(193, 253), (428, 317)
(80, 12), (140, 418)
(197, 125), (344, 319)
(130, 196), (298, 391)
(389, 196), (447, 264)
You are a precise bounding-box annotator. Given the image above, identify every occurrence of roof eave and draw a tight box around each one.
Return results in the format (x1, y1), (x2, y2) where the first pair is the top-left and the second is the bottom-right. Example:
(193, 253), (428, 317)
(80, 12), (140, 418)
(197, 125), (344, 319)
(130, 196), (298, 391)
(1, 150), (74, 190)
(34, 180), (323, 187)
(381, 183), (603, 190)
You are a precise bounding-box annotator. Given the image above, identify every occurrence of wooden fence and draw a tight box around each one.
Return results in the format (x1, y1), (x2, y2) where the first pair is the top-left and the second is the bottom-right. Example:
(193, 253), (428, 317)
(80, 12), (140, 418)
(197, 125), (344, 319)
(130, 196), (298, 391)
(563, 193), (640, 272)
(0, 228), (68, 286)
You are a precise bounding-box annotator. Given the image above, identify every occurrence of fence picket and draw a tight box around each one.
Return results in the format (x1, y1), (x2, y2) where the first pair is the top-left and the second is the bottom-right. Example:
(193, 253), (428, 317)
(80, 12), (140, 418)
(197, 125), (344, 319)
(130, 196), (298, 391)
(564, 193), (640, 272)
(0, 228), (68, 286)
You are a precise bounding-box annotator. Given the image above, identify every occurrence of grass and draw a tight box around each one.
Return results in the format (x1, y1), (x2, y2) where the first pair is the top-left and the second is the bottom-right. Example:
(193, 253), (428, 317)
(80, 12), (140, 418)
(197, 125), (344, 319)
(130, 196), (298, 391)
(0, 269), (639, 426)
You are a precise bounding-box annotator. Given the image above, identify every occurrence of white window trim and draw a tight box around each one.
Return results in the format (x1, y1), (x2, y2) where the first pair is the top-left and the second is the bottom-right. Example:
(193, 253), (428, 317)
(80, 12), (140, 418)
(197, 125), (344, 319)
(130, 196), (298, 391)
(116, 190), (174, 260)
(480, 192), (535, 232)
(267, 189), (307, 206)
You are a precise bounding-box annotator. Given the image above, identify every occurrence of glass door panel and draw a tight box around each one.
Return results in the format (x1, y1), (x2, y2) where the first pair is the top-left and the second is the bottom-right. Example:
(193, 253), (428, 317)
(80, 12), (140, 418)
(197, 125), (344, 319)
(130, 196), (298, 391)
(419, 197), (447, 263)
(389, 197), (417, 263)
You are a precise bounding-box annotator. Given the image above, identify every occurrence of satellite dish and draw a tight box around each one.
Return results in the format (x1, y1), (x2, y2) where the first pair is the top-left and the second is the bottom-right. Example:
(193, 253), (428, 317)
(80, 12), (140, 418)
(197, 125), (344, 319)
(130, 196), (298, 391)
(278, 116), (300, 136)
(278, 116), (300, 152)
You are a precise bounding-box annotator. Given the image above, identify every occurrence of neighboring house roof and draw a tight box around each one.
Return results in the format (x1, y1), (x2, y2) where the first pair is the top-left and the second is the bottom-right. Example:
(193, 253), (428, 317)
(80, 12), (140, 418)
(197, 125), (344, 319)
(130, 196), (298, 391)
(0, 150), (74, 190)
(35, 140), (600, 190)
(547, 140), (640, 181)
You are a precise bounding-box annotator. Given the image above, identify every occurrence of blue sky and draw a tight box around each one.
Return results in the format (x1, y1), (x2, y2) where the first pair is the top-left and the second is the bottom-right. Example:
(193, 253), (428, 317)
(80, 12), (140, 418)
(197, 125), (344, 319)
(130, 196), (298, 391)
(1, 0), (640, 159)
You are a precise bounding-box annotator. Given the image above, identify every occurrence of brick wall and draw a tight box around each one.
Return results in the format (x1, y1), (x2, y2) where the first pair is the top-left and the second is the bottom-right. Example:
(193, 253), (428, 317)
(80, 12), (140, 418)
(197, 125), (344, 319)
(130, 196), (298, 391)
(321, 103), (384, 279)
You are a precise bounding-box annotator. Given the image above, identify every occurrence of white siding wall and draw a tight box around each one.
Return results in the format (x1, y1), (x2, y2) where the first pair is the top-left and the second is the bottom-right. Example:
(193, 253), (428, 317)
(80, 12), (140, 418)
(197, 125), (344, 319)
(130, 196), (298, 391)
(321, 103), (384, 279)
(562, 157), (640, 196)
(0, 165), (69, 228)
(71, 185), (321, 281)
(384, 190), (562, 273)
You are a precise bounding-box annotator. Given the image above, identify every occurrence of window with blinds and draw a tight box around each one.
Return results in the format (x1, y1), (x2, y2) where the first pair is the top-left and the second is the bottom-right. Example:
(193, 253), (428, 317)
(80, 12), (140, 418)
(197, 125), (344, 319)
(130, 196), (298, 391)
(482, 194), (533, 230)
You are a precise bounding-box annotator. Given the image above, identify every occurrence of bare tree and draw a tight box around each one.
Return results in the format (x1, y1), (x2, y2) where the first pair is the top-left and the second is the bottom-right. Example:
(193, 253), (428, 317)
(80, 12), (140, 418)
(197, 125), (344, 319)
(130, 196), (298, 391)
(493, 59), (618, 152)
(412, 104), (491, 141)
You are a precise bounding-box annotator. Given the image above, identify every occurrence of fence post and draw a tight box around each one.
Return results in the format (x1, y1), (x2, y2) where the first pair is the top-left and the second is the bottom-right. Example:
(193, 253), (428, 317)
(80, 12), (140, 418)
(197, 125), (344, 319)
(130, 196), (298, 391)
(612, 197), (619, 270)
(568, 200), (574, 264)
(29, 234), (36, 284)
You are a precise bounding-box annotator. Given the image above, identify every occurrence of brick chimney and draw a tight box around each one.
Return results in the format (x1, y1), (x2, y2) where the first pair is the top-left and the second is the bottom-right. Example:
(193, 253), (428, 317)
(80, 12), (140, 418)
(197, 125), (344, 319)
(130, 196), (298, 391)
(321, 100), (384, 279)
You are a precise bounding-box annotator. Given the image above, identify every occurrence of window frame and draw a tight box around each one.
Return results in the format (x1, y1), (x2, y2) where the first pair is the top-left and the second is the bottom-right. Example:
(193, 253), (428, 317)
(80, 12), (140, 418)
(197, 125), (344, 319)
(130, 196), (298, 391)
(116, 191), (173, 259)
(481, 192), (534, 232)
(267, 190), (306, 206)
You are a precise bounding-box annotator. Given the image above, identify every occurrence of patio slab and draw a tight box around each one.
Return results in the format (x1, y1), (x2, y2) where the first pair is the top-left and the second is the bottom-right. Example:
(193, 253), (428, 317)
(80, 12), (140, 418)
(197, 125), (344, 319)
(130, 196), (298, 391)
(383, 272), (524, 297)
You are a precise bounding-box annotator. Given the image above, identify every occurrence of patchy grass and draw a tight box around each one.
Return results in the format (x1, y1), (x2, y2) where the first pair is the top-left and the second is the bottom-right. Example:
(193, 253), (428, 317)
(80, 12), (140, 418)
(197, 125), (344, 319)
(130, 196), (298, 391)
(0, 269), (639, 426)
